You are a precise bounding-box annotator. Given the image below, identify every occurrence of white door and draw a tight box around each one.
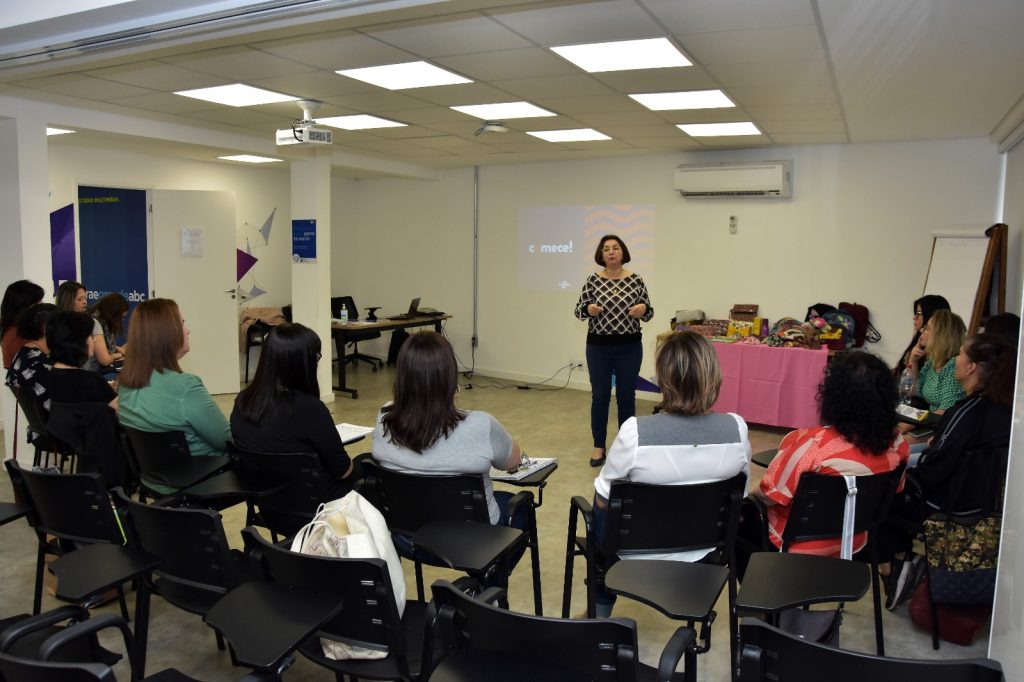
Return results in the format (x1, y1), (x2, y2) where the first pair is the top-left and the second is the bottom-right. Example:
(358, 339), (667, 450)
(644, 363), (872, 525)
(150, 190), (240, 395)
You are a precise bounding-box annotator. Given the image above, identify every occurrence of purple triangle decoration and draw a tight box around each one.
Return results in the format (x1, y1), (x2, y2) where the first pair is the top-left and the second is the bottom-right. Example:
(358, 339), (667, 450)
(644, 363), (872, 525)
(635, 376), (660, 393)
(237, 249), (258, 281)
(259, 208), (276, 244)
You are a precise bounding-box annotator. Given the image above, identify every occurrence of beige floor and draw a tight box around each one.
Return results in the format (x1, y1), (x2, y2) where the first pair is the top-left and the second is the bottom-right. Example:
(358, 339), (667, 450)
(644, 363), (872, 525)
(0, 362), (990, 680)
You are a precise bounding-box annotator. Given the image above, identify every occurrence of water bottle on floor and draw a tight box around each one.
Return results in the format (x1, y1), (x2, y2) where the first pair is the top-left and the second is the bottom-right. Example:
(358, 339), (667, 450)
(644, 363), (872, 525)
(898, 366), (914, 404)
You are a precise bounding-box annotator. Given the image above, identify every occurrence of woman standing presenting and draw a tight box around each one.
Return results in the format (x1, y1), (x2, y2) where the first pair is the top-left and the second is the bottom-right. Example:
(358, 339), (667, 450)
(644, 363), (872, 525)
(575, 234), (653, 467)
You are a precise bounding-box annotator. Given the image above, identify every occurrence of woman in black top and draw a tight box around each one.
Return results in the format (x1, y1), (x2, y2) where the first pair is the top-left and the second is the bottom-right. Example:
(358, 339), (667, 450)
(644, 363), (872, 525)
(574, 234), (653, 466)
(45, 311), (117, 409)
(231, 323), (353, 492)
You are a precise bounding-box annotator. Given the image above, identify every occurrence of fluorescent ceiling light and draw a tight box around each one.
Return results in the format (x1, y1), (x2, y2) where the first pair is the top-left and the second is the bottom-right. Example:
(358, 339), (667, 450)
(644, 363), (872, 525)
(336, 61), (471, 90)
(551, 37), (690, 73)
(218, 154), (282, 164)
(630, 90), (734, 111)
(46, 127), (74, 135)
(451, 102), (554, 120)
(527, 129), (610, 142)
(175, 84), (296, 107)
(318, 115), (406, 130)
(678, 122), (761, 136)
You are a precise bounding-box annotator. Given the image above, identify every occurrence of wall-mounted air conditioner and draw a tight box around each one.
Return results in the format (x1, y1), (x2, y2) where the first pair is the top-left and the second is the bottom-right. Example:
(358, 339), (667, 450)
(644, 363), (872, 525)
(674, 160), (793, 198)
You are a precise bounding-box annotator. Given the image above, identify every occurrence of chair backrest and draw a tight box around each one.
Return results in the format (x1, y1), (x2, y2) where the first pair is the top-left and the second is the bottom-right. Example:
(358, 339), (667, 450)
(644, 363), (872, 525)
(331, 296), (358, 319)
(47, 402), (131, 489)
(0, 651), (114, 682)
(112, 488), (239, 594)
(5, 460), (122, 545)
(603, 472), (747, 556)
(235, 449), (333, 536)
(359, 461), (491, 535)
(241, 526), (408, 663)
(12, 385), (50, 436)
(781, 465), (905, 551)
(740, 619), (1004, 681)
(430, 580), (639, 680)
(119, 426), (190, 479)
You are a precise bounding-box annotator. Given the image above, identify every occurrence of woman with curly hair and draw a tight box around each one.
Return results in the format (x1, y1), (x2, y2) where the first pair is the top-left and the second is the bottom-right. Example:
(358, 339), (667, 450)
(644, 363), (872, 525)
(757, 351), (909, 556)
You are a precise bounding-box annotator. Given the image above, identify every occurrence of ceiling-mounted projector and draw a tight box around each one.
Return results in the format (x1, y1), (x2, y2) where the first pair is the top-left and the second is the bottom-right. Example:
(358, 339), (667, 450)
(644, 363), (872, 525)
(276, 99), (333, 146)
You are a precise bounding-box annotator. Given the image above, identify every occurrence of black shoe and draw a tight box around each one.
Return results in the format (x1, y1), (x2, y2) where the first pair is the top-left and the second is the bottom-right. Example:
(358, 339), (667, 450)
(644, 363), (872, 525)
(589, 456), (606, 468)
(883, 559), (904, 610)
(891, 554), (926, 610)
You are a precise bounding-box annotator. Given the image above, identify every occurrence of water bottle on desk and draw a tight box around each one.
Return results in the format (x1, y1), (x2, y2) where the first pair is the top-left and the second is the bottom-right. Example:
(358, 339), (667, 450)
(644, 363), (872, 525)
(898, 366), (914, 404)
(340, 307), (349, 325)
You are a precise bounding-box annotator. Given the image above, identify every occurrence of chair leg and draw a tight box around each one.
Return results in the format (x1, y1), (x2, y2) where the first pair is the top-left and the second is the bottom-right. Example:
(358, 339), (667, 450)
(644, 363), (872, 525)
(727, 574), (739, 682)
(116, 585), (130, 622)
(926, 567), (940, 650)
(215, 629), (226, 651)
(528, 507), (543, 616)
(33, 544), (46, 615)
(870, 547), (885, 656)
(562, 511), (579, 618)
(414, 561), (425, 601)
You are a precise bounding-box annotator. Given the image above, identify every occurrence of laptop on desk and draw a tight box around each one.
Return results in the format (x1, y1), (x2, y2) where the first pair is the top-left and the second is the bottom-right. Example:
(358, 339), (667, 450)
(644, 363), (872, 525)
(385, 297), (421, 321)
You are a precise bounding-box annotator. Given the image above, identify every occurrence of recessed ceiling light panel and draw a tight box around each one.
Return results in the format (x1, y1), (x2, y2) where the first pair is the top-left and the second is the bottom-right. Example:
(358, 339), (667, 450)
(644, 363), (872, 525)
(630, 90), (734, 111)
(678, 122), (761, 137)
(175, 84), (296, 107)
(318, 115), (407, 130)
(551, 37), (691, 73)
(451, 102), (555, 120)
(336, 61), (471, 90)
(527, 129), (610, 142)
(218, 155), (282, 164)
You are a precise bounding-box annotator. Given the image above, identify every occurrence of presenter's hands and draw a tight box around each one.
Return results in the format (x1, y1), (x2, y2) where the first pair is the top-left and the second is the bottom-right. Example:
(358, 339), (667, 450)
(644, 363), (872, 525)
(587, 303), (604, 317)
(628, 303), (647, 318)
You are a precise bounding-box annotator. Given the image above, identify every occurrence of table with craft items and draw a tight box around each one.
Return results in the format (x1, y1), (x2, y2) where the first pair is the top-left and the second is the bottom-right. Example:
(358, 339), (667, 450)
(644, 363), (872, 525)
(330, 314), (451, 399)
(711, 342), (829, 429)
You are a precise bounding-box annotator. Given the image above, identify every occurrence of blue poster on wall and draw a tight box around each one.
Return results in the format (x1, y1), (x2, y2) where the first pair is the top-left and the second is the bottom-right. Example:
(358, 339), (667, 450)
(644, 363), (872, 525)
(78, 186), (149, 313)
(292, 219), (317, 263)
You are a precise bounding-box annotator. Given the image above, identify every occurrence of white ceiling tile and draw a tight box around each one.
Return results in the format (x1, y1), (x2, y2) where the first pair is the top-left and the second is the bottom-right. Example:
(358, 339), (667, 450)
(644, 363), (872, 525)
(258, 31), (414, 70)
(745, 103), (842, 120)
(625, 136), (703, 149)
(570, 110), (667, 127)
(83, 61), (223, 91)
(768, 132), (850, 144)
(491, 74), (614, 99)
(162, 46), (317, 81)
(435, 48), (577, 82)
(593, 67), (718, 93)
(759, 119), (846, 134)
(401, 83), (514, 107)
(707, 60), (833, 88)
(12, 74), (155, 100)
(491, 0), (664, 46)
(249, 71), (376, 99)
(727, 83), (838, 106)
(598, 124), (684, 138)
(322, 91), (437, 111)
(377, 107), (477, 125)
(640, 0), (815, 33)
(107, 92), (214, 114)
(532, 94), (641, 115)
(181, 109), (285, 126)
(682, 26), (825, 65)
(365, 14), (532, 57)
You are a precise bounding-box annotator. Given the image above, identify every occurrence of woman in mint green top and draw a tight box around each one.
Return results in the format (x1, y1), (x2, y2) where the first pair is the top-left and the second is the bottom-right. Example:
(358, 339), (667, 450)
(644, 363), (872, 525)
(117, 298), (229, 457)
(909, 309), (966, 413)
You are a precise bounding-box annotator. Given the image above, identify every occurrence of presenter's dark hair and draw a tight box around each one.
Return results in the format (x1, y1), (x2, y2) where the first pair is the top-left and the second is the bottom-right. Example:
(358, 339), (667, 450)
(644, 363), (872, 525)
(819, 351), (898, 455)
(1, 280), (44, 334)
(964, 333), (1016, 406)
(91, 292), (130, 337)
(119, 299), (184, 388)
(46, 311), (95, 367)
(235, 323), (321, 424)
(55, 281), (86, 311)
(381, 331), (465, 453)
(593, 234), (631, 267)
(16, 303), (57, 342)
(656, 330), (722, 415)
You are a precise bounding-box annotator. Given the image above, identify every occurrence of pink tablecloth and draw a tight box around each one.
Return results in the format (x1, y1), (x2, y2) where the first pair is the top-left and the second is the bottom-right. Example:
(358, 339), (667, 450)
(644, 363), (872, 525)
(711, 342), (828, 429)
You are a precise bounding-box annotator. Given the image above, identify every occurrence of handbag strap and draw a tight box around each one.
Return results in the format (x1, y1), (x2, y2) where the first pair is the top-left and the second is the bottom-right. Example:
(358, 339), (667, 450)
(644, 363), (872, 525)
(840, 475), (857, 560)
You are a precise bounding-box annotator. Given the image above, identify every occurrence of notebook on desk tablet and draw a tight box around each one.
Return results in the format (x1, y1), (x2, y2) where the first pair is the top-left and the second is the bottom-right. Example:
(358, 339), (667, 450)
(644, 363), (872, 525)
(385, 297), (420, 321)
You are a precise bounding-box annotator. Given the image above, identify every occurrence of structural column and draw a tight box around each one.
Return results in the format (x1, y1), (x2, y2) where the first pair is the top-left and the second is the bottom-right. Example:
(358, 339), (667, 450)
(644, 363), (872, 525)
(289, 152), (334, 402)
(0, 116), (51, 460)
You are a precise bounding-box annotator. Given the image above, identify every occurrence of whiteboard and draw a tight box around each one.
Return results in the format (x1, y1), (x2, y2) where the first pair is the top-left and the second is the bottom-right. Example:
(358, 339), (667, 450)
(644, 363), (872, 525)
(923, 233), (988, 324)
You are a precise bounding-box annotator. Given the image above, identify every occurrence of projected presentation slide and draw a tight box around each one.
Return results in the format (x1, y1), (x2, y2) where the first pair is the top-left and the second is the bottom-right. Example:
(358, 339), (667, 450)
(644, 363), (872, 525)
(517, 204), (655, 292)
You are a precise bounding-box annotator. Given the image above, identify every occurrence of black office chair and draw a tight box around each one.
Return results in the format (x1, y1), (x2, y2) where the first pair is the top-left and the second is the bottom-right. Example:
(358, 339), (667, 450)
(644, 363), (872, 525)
(4, 460), (129, 618)
(331, 295), (382, 370)
(241, 526), (431, 681)
(562, 474), (746, 682)
(739, 618), (1004, 681)
(243, 321), (272, 383)
(119, 427), (231, 502)
(0, 606), (121, 670)
(235, 449), (336, 540)
(359, 461), (541, 614)
(11, 386), (74, 471)
(428, 580), (694, 682)
(742, 466), (904, 656)
(112, 489), (252, 655)
(47, 401), (132, 490)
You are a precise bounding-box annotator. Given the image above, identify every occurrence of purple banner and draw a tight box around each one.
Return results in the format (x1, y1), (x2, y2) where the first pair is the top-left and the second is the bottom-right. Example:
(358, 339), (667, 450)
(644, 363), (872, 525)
(50, 203), (76, 293)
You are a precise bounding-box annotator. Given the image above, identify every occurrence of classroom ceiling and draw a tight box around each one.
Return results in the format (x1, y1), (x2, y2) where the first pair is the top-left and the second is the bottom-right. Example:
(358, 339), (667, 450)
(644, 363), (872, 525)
(1, 0), (1023, 173)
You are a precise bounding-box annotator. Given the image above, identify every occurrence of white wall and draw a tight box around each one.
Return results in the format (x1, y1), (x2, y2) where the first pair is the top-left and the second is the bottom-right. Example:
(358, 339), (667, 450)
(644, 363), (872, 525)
(989, 139), (1024, 666)
(333, 138), (1005, 387)
(47, 143), (292, 309)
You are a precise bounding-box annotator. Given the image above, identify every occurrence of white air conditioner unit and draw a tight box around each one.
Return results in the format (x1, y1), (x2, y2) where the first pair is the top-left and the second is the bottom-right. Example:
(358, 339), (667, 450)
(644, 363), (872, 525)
(674, 160), (792, 198)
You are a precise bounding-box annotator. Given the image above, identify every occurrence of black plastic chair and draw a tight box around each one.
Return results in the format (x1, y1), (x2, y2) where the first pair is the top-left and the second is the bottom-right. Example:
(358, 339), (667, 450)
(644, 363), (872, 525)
(429, 579), (693, 682)
(11, 386), (74, 471)
(745, 465), (904, 656)
(4, 460), (129, 618)
(112, 488), (251, 654)
(359, 461), (541, 614)
(241, 525), (432, 681)
(235, 449), (335, 540)
(332, 295), (382, 370)
(47, 401), (132, 490)
(739, 618), (1004, 681)
(119, 426), (231, 501)
(0, 605), (121, 671)
(562, 473), (746, 682)
(243, 321), (272, 383)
